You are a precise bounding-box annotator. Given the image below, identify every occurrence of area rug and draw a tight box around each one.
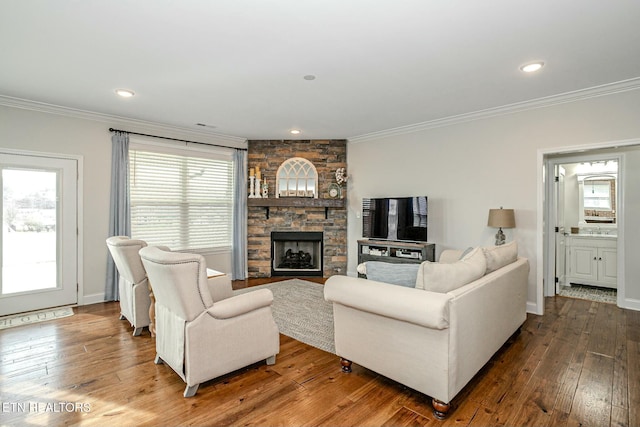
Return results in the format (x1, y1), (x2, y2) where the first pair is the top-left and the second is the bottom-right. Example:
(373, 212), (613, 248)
(235, 279), (335, 354)
(0, 306), (74, 330)
(558, 284), (617, 304)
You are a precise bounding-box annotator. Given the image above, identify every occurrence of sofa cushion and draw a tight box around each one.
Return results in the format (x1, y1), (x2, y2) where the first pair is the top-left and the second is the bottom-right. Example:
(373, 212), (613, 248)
(364, 261), (420, 287)
(415, 247), (487, 293)
(459, 246), (475, 259)
(482, 241), (518, 274)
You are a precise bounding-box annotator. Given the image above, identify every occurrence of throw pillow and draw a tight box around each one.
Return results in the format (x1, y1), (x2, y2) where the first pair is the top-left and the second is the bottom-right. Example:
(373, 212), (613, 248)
(356, 262), (367, 275)
(459, 246), (475, 259)
(415, 247), (487, 293)
(483, 241), (518, 274)
(364, 261), (420, 287)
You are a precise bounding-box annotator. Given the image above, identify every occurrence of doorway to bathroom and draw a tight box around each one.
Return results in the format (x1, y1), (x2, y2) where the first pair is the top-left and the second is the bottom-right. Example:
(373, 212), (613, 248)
(544, 152), (622, 306)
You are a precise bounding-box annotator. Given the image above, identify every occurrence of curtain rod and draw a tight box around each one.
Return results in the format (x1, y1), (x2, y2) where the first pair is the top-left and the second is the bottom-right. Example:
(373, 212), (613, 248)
(108, 128), (247, 151)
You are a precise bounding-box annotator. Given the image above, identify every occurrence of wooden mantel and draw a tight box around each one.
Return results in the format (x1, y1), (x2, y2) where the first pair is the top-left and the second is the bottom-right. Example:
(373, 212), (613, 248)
(248, 197), (345, 219)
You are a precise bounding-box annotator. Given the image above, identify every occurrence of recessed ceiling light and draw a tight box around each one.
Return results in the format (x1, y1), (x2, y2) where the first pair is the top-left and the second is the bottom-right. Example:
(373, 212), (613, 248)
(303, 75), (316, 81)
(115, 88), (135, 98)
(520, 62), (544, 73)
(290, 129), (301, 135)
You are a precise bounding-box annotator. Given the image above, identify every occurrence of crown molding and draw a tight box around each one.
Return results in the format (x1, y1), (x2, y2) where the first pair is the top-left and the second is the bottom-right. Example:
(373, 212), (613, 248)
(0, 95), (247, 147)
(4, 76), (640, 147)
(348, 77), (640, 144)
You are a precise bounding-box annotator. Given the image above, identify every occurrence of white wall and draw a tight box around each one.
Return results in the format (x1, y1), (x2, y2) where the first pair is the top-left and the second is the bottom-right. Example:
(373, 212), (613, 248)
(623, 148), (640, 305)
(346, 89), (640, 312)
(0, 105), (243, 304)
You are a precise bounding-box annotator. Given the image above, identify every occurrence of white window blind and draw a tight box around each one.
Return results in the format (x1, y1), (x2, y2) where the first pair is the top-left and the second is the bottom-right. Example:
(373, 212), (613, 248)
(129, 143), (234, 252)
(583, 182), (612, 209)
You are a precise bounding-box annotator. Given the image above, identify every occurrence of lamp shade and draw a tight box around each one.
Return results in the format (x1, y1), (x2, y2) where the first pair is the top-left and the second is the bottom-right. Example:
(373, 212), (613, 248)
(487, 208), (515, 228)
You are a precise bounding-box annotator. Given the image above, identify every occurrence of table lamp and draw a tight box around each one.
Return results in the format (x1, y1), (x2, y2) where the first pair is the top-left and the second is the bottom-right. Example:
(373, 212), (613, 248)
(487, 207), (515, 246)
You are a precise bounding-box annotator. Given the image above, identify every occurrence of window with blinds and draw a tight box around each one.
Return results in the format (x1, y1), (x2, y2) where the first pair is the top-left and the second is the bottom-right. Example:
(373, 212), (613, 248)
(129, 144), (234, 252)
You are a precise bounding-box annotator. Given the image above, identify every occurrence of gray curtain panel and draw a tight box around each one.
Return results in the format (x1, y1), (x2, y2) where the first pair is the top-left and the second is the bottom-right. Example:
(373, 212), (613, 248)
(105, 131), (131, 301)
(232, 149), (248, 280)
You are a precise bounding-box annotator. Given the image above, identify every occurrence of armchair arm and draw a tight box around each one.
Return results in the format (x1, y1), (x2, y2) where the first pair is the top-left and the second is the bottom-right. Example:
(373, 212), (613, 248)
(207, 275), (233, 302)
(324, 276), (451, 329)
(207, 289), (273, 319)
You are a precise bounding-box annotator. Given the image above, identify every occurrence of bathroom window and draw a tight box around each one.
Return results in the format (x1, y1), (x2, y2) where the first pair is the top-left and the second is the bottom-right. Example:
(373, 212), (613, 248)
(579, 175), (616, 223)
(583, 180), (612, 209)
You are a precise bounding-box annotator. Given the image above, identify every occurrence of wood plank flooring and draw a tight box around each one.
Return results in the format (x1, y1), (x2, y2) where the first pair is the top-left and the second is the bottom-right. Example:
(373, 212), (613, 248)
(1, 288), (638, 426)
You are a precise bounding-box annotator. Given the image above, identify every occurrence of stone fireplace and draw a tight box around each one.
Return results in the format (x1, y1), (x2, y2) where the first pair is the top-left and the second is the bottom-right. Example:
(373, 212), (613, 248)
(247, 139), (347, 278)
(271, 231), (323, 277)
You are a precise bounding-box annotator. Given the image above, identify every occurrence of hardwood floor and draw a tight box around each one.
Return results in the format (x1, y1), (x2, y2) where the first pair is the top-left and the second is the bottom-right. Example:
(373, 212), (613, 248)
(1, 288), (638, 426)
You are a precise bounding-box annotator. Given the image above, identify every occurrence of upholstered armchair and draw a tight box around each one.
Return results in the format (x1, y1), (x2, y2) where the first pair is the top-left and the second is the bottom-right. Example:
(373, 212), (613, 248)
(139, 246), (280, 397)
(106, 236), (151, 336)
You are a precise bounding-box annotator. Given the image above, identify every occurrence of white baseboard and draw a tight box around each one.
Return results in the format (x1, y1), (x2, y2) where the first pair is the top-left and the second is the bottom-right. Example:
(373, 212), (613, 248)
(621, 297), (640, 311)
(80, 292), (107, 306)
(527, 301), (541, 315)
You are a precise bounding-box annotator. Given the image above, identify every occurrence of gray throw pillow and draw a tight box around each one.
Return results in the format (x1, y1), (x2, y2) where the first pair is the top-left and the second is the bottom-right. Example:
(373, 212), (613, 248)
(365, 261), (420, 287)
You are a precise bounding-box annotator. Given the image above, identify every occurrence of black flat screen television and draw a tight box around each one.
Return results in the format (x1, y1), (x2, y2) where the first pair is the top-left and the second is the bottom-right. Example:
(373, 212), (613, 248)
(362, 196), (428, 242)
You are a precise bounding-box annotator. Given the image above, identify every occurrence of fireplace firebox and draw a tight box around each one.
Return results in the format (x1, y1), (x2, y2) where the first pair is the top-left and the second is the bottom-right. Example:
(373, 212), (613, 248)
(271, 231), (323, 277)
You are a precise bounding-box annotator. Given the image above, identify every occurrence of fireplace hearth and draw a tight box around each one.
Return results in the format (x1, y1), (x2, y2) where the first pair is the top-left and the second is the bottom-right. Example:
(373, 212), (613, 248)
(271, 231), (323, 277)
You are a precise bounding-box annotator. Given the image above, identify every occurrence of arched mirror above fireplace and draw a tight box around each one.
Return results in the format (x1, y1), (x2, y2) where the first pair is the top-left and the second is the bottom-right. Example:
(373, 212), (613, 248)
(276, 157), (318, 198)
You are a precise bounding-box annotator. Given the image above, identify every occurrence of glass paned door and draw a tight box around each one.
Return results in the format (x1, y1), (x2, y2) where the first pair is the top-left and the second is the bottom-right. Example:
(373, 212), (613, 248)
(0, 153), (77, 316)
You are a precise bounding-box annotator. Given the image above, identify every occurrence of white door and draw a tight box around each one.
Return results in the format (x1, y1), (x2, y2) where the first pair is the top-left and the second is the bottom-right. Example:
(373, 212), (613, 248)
(0, 153), (78, 316)
(554, 166), (566, 292)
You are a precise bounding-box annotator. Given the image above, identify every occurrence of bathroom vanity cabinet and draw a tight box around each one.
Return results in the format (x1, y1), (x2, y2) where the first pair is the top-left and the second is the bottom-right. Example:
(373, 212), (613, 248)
(565, 235), (617, 289)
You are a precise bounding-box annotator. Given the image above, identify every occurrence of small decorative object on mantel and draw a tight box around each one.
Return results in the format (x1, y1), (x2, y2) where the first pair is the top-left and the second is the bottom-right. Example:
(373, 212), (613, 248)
(335, 167), (348, 198)
(328, 183), (340, 198)
(248, 173), (256, 198)
(487, 207), (516, 245)
(262, 178), (269, 198)
(254, 166), (262, 198)
(249, 166), (266, 198)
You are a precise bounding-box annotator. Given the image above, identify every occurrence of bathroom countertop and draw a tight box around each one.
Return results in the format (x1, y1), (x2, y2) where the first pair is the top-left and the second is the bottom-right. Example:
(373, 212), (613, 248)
(569, 233), (617, 239)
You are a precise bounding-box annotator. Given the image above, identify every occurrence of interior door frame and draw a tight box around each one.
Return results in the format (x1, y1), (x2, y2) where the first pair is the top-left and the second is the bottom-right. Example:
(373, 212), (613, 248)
(0, 148), (84, 307)
(538, 141), (633, 315)
(554, 165), (565, 293)
(544, 152), (623, 298)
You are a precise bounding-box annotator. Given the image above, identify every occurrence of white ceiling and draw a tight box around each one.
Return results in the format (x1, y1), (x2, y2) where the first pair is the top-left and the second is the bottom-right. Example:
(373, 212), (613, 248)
(2, 1), (640, 141)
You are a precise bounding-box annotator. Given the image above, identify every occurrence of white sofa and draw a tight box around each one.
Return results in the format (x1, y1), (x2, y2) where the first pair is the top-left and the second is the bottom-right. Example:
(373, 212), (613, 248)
(324, 242), (529, 419)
